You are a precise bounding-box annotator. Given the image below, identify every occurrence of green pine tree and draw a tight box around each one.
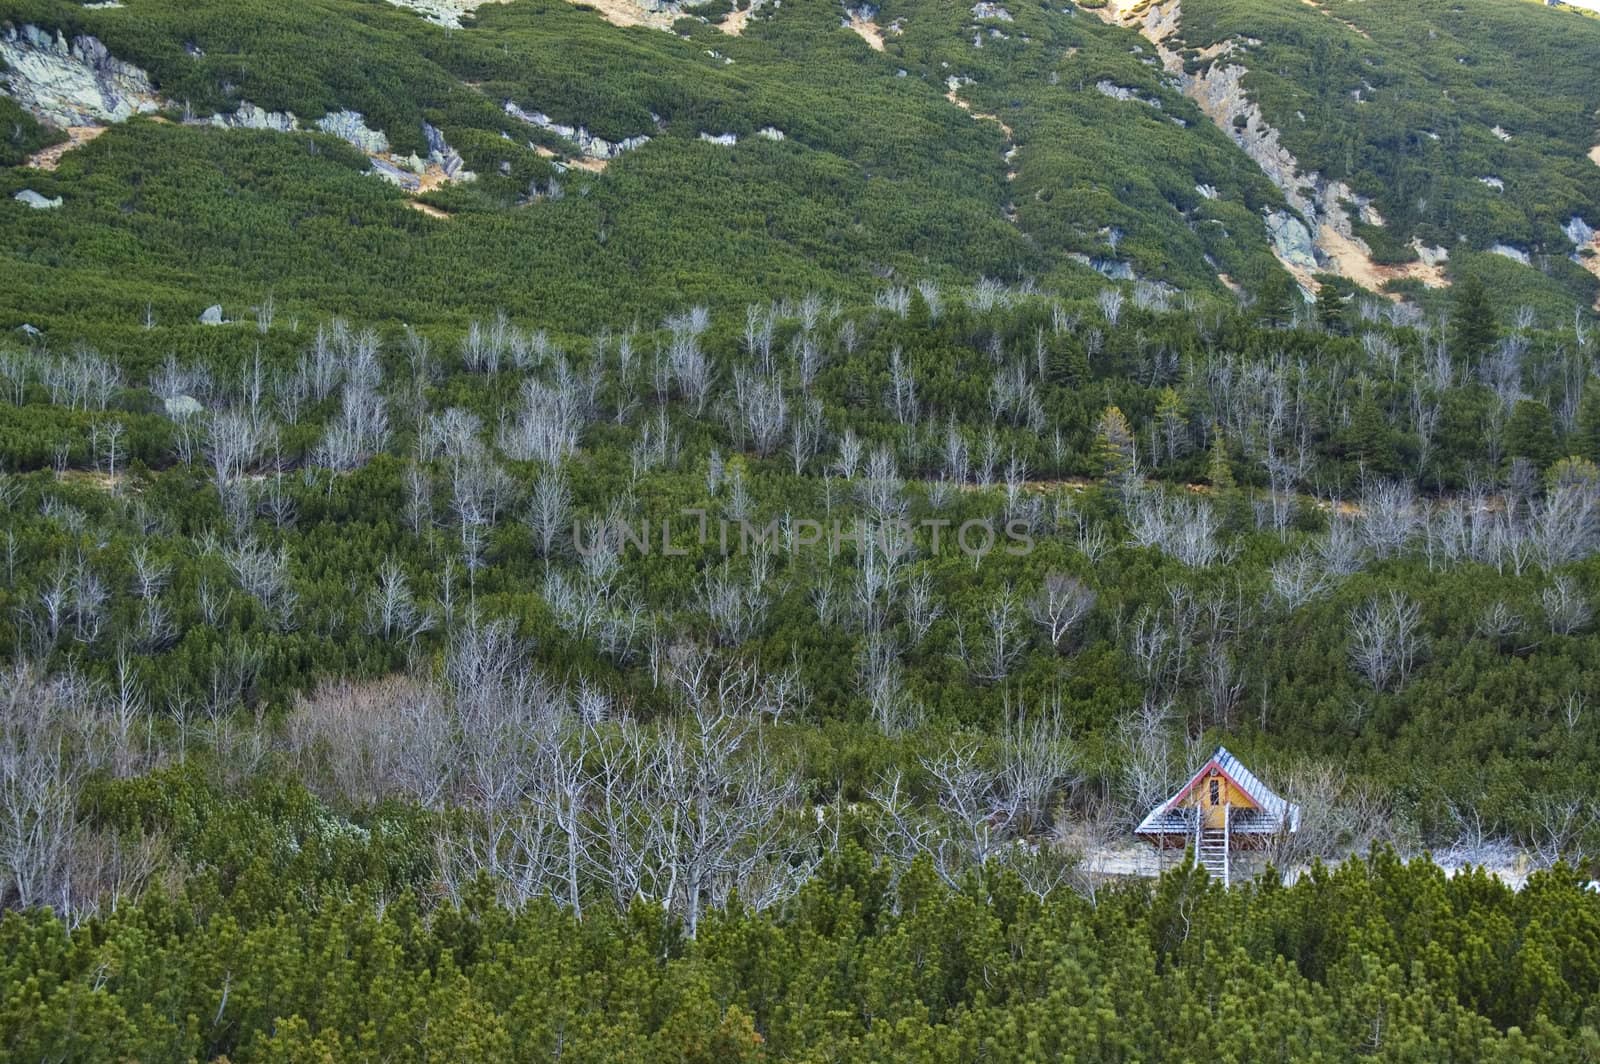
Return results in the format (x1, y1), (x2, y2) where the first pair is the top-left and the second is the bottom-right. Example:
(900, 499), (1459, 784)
(1574, 379), (1600, 461)
(1048, 336), (1090, 387)
(1093, 405), (1137, 480)
(1205, 431), (1235, 491)
(1256, 272), (1296, 329)
(1348, 396), (1399, 474)
(1315, 283), (1346, 334)
(1505, 399), (1560, 470)
(1450, 274), (1498, 362)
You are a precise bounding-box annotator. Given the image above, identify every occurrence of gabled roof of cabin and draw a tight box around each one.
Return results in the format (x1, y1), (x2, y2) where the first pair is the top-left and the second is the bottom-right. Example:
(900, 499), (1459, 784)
(1134, 746), (1301, 836)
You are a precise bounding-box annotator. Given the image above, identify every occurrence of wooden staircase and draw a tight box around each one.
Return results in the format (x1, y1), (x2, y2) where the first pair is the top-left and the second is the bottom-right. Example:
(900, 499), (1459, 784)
(1194, 805), (1231, 887)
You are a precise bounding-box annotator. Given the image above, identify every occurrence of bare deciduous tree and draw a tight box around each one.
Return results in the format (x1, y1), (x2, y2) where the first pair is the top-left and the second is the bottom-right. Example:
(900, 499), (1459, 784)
(1541, 574), (1592, 635)
(1348, 591), (1424, 691)
(1027, 571), (1096, 651)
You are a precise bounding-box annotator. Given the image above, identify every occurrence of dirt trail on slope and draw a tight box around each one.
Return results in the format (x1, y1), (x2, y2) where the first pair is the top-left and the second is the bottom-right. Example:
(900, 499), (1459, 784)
(945, 84), (1020, 204)
(564, 0), (679, 30)
(23, 125), (106, 170)
(846, 11), (886, 50)
(945, 88), (1014, 139)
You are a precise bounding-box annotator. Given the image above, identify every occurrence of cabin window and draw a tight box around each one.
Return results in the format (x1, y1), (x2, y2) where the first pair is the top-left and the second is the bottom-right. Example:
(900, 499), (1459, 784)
(1209, 779), (1219, 805)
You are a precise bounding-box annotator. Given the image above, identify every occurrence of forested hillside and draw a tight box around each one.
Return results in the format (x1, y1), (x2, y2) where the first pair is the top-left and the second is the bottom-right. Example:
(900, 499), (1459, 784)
(3, 0), (1600, 1057)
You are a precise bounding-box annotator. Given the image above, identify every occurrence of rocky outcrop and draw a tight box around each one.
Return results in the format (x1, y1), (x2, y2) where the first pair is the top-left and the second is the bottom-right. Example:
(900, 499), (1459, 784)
(0, 25), (164, 127)
(1563, 216), (1594, 249)
(1413, 242), (1449, 268)
(1087, 0), (1450, 295)
(756, 126), (785, 141)
(971, 2), (1013, 19)
(423, 121), (472, 179)
(383, 0), (511, 28)
(1490, 244), (1530, 266)
(199, 305), (225, 325)
(14, 189), (63, 209)
(504, 101), (651, 160)
(1096, 81), (1161, 108)
(370, 157), (423, 191)
(843, 5), (887, 50)
(209, 102), (299, 133)
(699, 132), (737, 146)
(316, 111), (391, 155)
(1266, 211), (1316, 272)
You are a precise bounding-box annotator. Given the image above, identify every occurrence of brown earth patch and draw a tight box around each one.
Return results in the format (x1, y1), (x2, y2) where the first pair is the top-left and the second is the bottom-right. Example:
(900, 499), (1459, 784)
(24, 125), (107, 170)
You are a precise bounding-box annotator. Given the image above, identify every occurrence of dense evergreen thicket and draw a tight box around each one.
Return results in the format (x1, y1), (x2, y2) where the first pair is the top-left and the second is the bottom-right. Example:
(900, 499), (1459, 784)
(4, 0), (1600, 1055)
(6, 821), (1600, 1062)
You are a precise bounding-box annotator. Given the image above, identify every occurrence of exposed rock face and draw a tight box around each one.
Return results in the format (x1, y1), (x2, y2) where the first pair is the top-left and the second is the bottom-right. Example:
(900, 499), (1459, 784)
(420, 122), (475, 182)
(199, 305), (225, 325)
(1479, 176), (1505, 192)
(1266, 211), (1317, 271)
(699, 131), (738, 146)
(1096, 81), (1161, 108)
(14, 189), (63, 209)
(383, 0), (511, 28)
(756, 126), (785, 141)
(1564, 216), (1595, 249)
(209, 102), (299, 133)
(1088, 0), (1450, 295)
(504, 101), (651, 160)
(370, 157), (423, 191)
(1413, 241), (1449, 268)
(971, 2), (1013, 19)
(0, 25), (164, 127)
(1067, 253), (1136, 280)
(316, 111), (391, 155)
(1490, 243), (1530, 266)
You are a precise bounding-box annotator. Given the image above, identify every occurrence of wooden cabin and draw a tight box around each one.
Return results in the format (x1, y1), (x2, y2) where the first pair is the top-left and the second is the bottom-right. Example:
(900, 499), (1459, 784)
(1134, 746), (1300, 886)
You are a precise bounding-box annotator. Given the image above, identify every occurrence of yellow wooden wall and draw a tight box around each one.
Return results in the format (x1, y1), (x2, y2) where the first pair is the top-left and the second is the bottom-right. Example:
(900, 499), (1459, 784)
(1173, 770), (1257, 829)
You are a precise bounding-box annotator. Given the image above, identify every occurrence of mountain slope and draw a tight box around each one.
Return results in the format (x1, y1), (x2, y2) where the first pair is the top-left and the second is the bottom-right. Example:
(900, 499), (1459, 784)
(3, 0), (1599, 334)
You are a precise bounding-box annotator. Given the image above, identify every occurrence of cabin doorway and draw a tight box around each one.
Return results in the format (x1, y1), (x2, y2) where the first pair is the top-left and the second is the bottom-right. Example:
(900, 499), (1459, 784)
(1202, 771), (1227, 830)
